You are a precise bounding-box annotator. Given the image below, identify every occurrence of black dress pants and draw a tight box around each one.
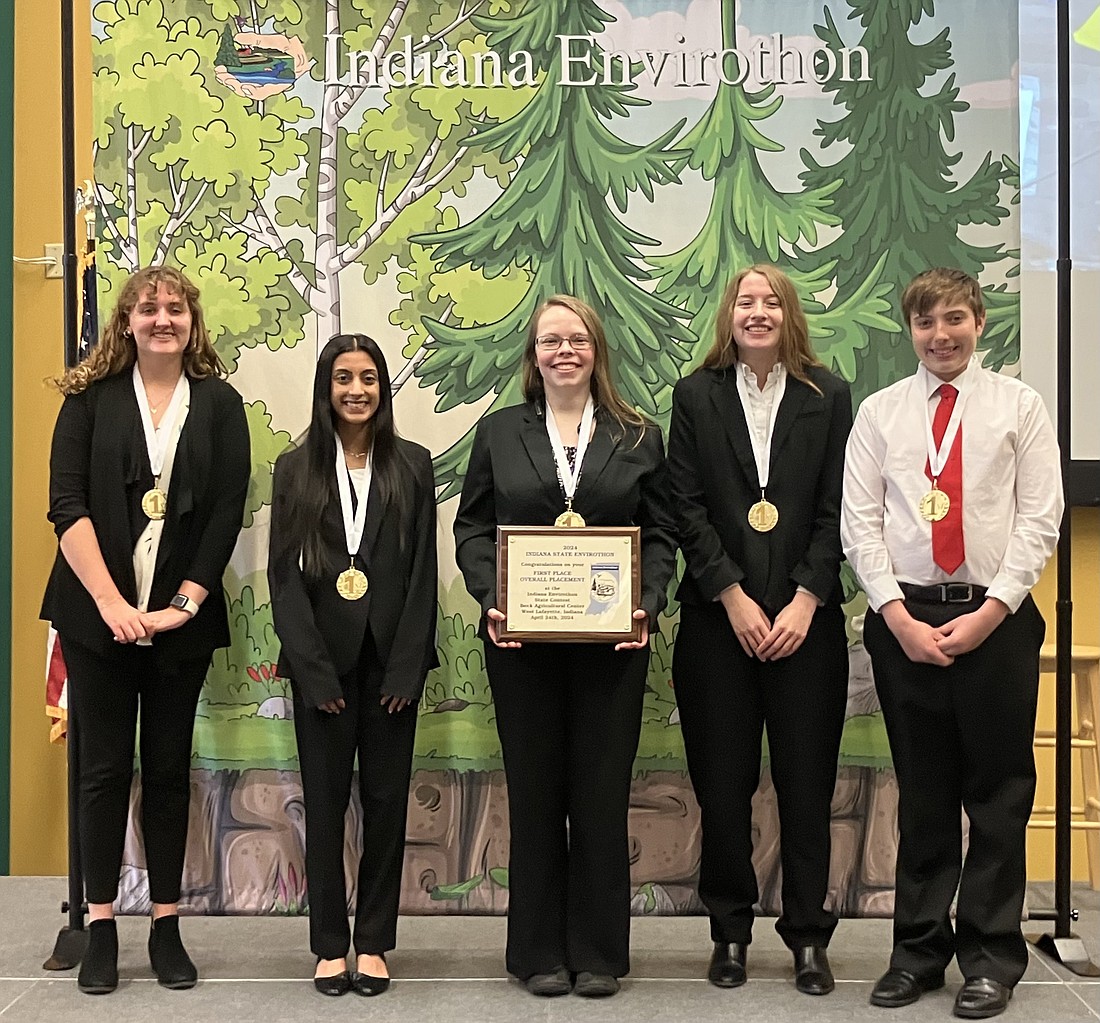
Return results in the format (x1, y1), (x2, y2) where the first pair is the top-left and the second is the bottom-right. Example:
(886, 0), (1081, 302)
(62, 636), (210, 905)
(865, 594), (1045, 987)
(484, 640), (649, 981)
(293, 630), (418, 960)
(673, 601), (849, 948)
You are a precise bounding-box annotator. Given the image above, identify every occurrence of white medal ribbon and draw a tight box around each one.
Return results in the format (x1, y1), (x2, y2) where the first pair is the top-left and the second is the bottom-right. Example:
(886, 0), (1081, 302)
(131, 376), (191, 644)
(734, 363), (787, 490)
(545, 394), (595, 506)
(133, 365), (189, 478)
(334, 435), (372, 562)
(923, 382), (968, 480)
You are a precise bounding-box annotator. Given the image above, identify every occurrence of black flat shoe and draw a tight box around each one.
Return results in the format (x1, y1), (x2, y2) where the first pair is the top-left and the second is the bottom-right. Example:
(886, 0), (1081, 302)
(313, 971), (352, 996)
(525, 967), (572, 996)
(870, 967), (945, 1007)
(78, 919), (119, 995)
(351, 971), (390, 996)
(573, 971), (620, 997)
(707, 942), (747, 988)
(148, 914), (198, 989)
(794, 945), (834, 995)
(953, 977), (1012, 1019)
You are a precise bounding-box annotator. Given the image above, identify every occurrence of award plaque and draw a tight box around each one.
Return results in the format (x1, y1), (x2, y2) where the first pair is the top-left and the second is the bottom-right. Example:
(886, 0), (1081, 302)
(497, 526), (642, 643)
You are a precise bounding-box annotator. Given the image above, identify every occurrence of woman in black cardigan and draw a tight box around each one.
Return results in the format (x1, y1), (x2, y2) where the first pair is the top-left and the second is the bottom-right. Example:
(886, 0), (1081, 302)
(454, 295), (677, 998)
(268, 334), (437, 998)
(41, 265), (251, 994)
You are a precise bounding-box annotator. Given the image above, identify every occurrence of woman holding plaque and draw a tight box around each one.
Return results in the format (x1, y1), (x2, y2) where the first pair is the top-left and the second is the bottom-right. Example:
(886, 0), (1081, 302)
(41, 266), (250, 994)
(668, 265), (852, 996)
(268, 333), (437, 998)
(453, 295), (676, 998)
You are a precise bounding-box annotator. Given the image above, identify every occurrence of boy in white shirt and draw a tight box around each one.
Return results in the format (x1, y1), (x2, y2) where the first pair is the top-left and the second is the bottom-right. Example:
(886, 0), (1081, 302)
(841, 268), (1063, 1019)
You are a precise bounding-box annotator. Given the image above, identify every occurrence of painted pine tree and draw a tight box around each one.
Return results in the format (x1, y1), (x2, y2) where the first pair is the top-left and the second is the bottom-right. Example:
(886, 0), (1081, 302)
(412, 0), (694, 497)
(651, 3), (897, 379)
(798, 0), (1014, 401)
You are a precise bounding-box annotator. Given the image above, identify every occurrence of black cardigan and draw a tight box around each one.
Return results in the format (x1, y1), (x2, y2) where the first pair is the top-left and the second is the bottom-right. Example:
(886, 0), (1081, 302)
(41, 370), (251, 660)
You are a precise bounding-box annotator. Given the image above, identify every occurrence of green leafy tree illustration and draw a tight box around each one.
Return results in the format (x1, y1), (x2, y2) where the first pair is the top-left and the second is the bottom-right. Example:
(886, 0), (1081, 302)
(798, 0), (1014, 401)
(651, 2), (897, 380)
(411, 0), (695, 497)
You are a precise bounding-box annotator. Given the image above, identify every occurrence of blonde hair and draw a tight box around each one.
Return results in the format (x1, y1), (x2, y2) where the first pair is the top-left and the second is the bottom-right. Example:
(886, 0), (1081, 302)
(521, 294), (647, 433)
(55, 265), (226, 395)
(701, 264), (822, 392)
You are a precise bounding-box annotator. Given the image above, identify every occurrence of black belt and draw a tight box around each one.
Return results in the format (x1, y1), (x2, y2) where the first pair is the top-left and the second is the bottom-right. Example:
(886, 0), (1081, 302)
(899, 582), (987, 604)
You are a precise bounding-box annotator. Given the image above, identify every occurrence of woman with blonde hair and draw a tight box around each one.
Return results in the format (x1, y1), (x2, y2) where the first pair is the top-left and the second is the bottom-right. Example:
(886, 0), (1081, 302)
(41, 265), (251, 994)
(668, 265), (852, 996)
(454, 295), (677, 998)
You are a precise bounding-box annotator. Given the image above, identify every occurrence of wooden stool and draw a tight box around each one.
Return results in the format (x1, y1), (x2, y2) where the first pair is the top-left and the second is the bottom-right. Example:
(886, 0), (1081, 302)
(1029, 644), (1100, 890)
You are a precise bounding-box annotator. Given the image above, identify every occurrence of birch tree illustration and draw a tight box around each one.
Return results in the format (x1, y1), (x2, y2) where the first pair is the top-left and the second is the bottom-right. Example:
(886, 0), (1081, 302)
(411, 0), (695, 497)
(93, 0), (524, 361)
(798, 0), (1015, 401)
(651, 2), (898, 380)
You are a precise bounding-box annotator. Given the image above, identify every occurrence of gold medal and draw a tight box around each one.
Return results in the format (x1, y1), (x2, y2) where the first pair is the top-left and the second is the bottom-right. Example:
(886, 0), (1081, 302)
(919, 487), (950, 522)
(141, 487), (167, 521)
(554, 508), (586, 528)
(336, 566), (368, 600)
(747, 497), (779, 533)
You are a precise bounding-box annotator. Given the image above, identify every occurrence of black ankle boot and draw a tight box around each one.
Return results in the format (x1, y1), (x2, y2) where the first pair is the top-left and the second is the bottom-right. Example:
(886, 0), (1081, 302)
(78, 919), (119, 994)
(148, 914), (198, 989)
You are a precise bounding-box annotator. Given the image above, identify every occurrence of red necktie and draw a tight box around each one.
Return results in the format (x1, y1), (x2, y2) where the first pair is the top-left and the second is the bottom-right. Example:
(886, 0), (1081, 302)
(925, 383), (965, 573)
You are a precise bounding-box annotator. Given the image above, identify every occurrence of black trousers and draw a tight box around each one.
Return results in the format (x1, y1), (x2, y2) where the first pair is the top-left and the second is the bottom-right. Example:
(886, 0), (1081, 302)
(673, 601), (849, 949)
(292, 630), (417, 961)
(62, 636), (210, 905)
(484, 640), (649, 981)
(864, 594), (1045, 987)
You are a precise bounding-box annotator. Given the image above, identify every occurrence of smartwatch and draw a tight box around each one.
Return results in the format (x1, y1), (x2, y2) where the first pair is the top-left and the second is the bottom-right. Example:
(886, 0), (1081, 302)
(169, 593), (200, 617)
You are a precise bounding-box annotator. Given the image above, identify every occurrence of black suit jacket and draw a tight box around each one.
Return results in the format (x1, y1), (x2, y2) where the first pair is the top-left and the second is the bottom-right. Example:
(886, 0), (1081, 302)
(453, 402), (677, 626)
(268, 439), (438, 707)
(669, 364), (852, 611)
(40, 371), (251, 660)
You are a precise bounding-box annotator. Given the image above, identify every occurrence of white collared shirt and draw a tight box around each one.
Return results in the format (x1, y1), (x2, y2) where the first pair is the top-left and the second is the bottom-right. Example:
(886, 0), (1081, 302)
(841, 359), (1063, 613)
(738, 360), (786, 449)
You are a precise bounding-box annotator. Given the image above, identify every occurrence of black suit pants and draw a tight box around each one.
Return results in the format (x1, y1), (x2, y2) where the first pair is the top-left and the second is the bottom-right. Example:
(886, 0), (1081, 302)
(865, 595), (1044, 987)
(484, 640), (649, 980)
(673, 601), (848, 948)
(293, 630), (417, 960)
(62, 636), (210, 905)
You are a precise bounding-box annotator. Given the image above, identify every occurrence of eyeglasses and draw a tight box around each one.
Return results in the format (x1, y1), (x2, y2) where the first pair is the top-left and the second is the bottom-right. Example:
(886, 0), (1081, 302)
(535, 334), (593, 351)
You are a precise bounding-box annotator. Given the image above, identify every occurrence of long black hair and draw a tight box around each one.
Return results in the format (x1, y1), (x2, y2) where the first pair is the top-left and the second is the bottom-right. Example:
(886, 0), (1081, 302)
(286, 333), (413, 578)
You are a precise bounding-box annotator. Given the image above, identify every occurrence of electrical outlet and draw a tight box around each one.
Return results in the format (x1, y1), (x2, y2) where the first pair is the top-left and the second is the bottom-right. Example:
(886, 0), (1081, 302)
(44, 244), (64, 279)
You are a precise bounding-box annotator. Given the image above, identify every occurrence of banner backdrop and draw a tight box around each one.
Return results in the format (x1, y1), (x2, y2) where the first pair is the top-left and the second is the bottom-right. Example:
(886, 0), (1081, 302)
(89, 0), (1019, 916)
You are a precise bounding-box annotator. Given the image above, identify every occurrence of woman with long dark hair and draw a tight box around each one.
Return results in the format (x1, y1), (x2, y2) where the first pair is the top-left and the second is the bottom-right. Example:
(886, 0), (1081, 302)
(668, 265), (852, 996)
(41, 265), (251, 994)
(453, 295), (677, 998)
(268, 333), (437, 997)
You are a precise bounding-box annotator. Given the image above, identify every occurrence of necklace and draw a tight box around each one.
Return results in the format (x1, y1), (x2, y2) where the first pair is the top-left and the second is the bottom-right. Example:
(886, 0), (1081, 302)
(144, 383), (177, 415)
(343, 448), (369, 458)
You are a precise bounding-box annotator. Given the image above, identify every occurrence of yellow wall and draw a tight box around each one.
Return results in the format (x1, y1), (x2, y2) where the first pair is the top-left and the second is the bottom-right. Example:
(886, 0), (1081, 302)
(9, 0), (92, 875)
(1028, 508), (1100, 882)
(7, 1), (1097, 884)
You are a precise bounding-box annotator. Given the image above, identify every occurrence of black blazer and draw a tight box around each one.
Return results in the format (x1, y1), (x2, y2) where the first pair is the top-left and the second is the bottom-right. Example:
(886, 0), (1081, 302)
(40, 371), (251, 660)
(669, 364), (852, 611)
(268, 439), (438, 708)
(453, 401), (677, 626)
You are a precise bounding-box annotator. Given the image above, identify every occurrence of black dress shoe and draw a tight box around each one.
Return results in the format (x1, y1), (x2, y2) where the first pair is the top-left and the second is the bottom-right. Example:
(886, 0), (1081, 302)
(870, 967), (945, 1007)
(525, 967), (572, 996)
(148, 915), (198, 989)
(78, 919), (119, 995)
(573, 972), (620, 997)
(953, 977), (1012, 1019)
(794, 945), (835, 995)
(313, 971), (352, 996)
(351, 971), (390, 996)
(707, 942), (747, 988)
